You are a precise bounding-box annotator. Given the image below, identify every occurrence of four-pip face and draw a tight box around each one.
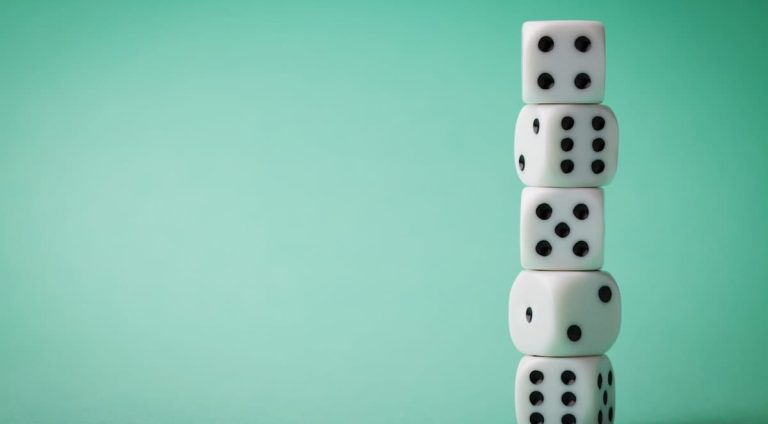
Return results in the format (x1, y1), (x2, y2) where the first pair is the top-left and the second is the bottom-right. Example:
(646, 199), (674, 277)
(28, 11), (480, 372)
(522, 21), (606, 104)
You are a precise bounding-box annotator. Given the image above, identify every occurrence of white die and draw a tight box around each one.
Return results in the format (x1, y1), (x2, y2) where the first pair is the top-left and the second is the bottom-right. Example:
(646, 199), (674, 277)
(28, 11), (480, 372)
(515, 104), (618, 187)
(522, 21), (605, 104)
(508, 270), (621, 356)
(516, 355), (616, 424)
(521, 188), (604, 271)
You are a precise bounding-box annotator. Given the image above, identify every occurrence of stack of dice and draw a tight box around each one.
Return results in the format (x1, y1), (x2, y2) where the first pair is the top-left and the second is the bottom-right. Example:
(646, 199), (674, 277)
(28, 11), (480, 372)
(509, 21), (621, 424)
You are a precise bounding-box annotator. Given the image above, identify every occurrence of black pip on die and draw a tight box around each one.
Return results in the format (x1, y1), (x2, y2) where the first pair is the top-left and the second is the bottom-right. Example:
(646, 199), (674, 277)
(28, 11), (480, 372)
(515, 355), (615, 424)
(515, 104), (618, 188)
(522, 20), (605, 104)
(520, 188), (604, 271)
(508, 271), (620, 356)
(510, 20), (621, 424)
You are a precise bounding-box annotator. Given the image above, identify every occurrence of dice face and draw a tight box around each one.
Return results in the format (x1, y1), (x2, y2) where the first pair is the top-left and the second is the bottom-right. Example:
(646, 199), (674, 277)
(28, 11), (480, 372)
(522, 21), (605, 104)
(515, 104), (618, 187)
(516, 355), (615, 424)
(509, 270), (621, 356)
(521, 188), (604, 270)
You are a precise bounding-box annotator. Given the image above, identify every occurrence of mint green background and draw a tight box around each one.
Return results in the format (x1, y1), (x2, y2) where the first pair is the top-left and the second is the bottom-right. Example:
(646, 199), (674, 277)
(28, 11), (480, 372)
(2, 1), (767, 423)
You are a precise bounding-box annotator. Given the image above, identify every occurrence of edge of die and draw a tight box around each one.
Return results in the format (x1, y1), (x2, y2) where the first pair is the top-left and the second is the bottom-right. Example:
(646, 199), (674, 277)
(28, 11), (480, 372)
(522, 21), (605, 46)
(521, 186), (605, 201)
(522, 20), (605, 33)
(509, 270), (557, 353)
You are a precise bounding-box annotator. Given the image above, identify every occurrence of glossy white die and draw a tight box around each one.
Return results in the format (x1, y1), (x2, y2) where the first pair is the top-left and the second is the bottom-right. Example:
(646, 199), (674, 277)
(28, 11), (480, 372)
(516, 355), (616, 424)
(521, 188), (604, 271)
(515, 104), (618, 187)
(508, 270), (621, 356)
(522, 21), (605, 104)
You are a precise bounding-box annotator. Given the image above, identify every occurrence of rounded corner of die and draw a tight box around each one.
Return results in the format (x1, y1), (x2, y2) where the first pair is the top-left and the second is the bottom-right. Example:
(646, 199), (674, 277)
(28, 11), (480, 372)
(599, 172), (617, 187)
(521, 90), (537, 105)
(521, 20), (544, 34)
(596, 269), (616, 281)
(584, 20), (605, 31)
(520, 21), (533, 34)
(591, 186), (606, 200)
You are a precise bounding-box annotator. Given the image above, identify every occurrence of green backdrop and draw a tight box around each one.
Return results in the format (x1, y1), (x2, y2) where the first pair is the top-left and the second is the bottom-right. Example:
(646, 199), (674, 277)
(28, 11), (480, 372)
(2, 1), (767, 423)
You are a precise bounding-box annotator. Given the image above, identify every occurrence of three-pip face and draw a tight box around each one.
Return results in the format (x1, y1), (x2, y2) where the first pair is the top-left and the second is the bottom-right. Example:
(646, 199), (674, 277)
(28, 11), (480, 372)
(522, 20), (606, 104)
(509, 270), (621, 357)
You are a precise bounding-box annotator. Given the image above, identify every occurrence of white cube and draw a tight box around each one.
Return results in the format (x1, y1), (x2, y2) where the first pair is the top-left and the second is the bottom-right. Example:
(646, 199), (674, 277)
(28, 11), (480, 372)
(515, 104), (618, 187)
(521, 187), (604, 271)
(508, 270), (621, 356)
(522, 21), (605, 104)
(516, 355), (616, 424)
